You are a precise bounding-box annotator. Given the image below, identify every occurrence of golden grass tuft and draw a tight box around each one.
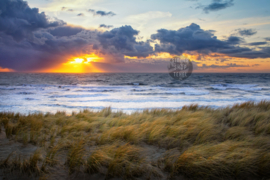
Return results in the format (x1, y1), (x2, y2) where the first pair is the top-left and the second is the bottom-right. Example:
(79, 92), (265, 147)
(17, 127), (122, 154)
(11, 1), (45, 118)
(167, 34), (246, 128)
(66, 139), (85, 173)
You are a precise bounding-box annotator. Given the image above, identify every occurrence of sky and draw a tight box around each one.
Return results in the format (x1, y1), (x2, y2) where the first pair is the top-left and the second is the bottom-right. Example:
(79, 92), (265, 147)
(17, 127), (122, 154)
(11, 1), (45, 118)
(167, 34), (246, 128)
(0, 0), (270, 73)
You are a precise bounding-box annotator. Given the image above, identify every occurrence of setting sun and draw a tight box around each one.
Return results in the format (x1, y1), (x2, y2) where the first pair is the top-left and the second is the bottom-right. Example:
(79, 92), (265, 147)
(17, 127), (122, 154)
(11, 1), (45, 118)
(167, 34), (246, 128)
(46, 54), (103, 73)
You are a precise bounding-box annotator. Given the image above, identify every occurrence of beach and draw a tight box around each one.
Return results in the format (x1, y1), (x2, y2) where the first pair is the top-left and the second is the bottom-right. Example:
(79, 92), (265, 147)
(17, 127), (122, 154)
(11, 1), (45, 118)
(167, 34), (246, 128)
(1, 101), (270, 179)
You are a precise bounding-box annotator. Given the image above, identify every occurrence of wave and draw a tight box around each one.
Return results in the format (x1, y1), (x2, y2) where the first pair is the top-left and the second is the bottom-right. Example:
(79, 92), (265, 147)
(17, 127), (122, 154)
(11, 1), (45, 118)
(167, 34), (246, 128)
(111, 82), (148, 86)
(0, 87), (16, 90)
(48, 94), (109, 98)
(211, 84), (262, 91)
(41, 104), (105, 109)
(25, 98), (37, 101)
(17, 92), (35, 95)
(75, 89), (117, 93)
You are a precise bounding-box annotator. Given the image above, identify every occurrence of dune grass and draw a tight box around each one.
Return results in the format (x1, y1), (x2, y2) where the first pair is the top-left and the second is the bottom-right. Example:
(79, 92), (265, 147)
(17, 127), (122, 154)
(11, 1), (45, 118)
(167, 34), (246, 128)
(0, 101), (270, 179)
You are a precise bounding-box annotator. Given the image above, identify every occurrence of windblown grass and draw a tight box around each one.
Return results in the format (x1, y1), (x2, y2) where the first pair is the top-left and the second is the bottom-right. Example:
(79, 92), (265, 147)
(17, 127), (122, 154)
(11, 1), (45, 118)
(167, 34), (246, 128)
(1, 101), (270, 179)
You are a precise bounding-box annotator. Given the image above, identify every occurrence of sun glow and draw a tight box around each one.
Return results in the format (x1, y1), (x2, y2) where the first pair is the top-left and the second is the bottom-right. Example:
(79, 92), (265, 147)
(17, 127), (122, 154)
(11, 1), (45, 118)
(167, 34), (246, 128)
(47, 54), (103, 73)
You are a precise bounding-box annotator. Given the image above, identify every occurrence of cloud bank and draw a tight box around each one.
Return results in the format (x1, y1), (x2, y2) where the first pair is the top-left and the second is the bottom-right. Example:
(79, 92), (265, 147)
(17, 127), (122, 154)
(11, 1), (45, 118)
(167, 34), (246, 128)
(151, 23), (270, 59)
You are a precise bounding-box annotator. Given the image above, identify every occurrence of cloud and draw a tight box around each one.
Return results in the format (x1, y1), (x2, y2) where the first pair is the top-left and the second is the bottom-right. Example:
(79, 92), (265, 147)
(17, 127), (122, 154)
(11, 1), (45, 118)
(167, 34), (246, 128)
(0, 0), (99, 71)
(49, 26), (83, 37)
(0, 0), (64, 41)
(88, 9), (116, 17)
(252, 64), (260, 67)
(265, 37), (270, 41)
(0, 28), (97, 71)
(98, 25), (154, 61)
(197, 0), (234, 13)
(77, 13), (84, 16)
(99, 24), (113, 29)
(237, 28), (257, 36)
(248, 42), (267, 46)
(200, 63), (249, 69)
(227, 36), (244, 44)
(61, 7), (67, 11)
(151, 23), (270, 59)
(151, 23), (230, 55)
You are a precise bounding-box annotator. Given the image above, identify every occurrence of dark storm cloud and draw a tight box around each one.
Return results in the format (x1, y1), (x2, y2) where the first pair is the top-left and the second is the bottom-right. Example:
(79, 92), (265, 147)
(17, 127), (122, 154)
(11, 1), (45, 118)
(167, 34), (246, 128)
(237, 28), (257, 36)
(0, 27), (97, 71)
(0, 0), (64, 41)
(151, 23), (270, 59)
(99, 24), (113, 29)
(0, 0), (99, 71)
(248, 42), (267, 46)
(151, 23), (230, 55)
(265, 37), (270, 41)
(98, 26), (153, 60)
(88, 9), (116, 17)
(197, 0), (234, 13)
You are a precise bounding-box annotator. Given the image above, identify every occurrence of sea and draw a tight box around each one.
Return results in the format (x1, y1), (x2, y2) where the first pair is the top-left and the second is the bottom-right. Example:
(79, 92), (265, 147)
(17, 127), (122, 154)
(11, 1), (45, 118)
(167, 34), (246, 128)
(0, 73), (269, 114)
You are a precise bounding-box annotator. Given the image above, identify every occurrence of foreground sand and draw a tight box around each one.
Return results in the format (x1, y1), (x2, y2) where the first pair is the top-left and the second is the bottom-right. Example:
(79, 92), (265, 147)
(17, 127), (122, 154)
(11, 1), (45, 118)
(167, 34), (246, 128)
(1, 101), (270, 180)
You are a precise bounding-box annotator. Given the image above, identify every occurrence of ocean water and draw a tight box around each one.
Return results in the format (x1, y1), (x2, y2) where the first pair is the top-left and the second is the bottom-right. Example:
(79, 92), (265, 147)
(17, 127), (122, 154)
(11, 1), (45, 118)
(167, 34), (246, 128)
(0, 73), (270, 114)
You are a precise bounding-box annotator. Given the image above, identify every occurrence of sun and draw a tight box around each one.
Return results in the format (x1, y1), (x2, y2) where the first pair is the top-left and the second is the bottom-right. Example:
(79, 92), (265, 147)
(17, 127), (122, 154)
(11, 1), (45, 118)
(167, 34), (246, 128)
(67, 54), (102, 65)
(47, 54), (103, 73)
(72, 58), (85, 64)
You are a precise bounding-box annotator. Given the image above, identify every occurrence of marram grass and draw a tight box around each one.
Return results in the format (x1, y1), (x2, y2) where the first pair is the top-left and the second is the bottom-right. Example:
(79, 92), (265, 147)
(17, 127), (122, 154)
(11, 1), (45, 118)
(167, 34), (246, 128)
(0, 101), (270, 179)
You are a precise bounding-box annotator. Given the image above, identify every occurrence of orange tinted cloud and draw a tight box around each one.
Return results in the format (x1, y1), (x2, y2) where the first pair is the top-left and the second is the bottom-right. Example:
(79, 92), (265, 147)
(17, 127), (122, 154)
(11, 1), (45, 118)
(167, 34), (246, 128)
(0, 67), (14, 72)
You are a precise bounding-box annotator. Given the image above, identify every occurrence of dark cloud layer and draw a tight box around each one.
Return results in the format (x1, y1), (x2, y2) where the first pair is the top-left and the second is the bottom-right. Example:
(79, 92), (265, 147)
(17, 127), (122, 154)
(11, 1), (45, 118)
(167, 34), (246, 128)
(197, 0), (234, 13)
(0, 0), (96, 71)
(151, 23), (270, 59)
(0, 0), (64, 41)
(88, 9), (116, 17)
